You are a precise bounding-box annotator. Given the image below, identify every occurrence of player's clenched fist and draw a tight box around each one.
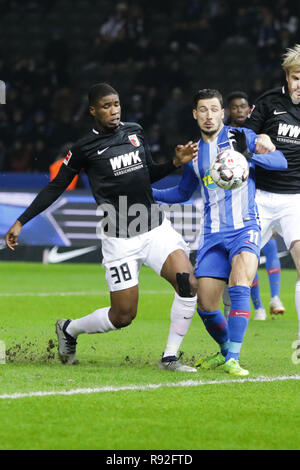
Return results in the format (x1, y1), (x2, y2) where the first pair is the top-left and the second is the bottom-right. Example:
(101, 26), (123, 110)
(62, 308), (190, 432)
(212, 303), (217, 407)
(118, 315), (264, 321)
(255, 134), (276, 154)
(5, 220), (22, 251)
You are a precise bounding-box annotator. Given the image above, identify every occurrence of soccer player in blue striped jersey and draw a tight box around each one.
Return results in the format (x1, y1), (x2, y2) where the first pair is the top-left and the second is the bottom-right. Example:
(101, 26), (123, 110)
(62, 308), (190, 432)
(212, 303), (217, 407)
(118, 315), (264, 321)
(226, 91), (285, 320)
(152, 89), (287, 376)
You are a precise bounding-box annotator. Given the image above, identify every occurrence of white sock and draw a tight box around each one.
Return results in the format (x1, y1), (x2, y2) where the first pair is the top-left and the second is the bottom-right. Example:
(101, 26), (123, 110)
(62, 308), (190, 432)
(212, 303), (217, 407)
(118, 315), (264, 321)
(163, 293), (197, 358)
(66, 307), (116, 338)
(295, 281), (300, 343)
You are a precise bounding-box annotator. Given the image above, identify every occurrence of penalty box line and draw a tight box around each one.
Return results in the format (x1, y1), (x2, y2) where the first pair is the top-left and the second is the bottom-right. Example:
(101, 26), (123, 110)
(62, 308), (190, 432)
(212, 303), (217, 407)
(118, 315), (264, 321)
(0, 375), (299, 400)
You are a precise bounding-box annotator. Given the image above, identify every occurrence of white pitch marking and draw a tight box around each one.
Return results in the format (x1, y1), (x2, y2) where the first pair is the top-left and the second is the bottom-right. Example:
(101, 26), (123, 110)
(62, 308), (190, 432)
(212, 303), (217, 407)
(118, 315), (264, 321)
(0, 375), (299, 400)
(0, 290), (172, 297)
(0, 289), (272, 298)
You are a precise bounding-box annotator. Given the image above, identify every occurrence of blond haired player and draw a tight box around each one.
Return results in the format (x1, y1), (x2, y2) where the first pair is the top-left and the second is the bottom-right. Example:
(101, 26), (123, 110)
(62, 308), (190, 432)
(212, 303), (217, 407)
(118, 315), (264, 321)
(245, 44), (300, 356)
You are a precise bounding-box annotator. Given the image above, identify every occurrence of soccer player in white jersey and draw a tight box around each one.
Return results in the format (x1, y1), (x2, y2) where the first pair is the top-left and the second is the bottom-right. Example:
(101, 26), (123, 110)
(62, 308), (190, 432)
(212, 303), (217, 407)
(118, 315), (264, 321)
(152, 89), (287, 376)
(245, 45), (300, 356)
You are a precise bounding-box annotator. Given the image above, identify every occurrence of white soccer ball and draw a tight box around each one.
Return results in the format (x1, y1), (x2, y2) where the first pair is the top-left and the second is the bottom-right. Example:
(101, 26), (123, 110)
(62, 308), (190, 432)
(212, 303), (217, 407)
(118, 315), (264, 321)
(210, 149), (249, 190)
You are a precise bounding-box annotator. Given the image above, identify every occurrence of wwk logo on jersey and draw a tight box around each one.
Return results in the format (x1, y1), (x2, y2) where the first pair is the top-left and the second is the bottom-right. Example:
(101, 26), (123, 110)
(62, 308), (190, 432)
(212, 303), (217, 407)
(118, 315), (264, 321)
(110, 150), (143, 176)
(128, 134), (140, 147)
(277, 123), (300, 140)
(63, 150), (72, 165)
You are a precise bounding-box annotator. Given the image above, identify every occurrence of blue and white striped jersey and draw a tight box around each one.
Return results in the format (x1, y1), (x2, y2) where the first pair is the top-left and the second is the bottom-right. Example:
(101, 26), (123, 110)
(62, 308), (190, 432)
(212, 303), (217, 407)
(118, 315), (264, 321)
(151, 125), (287, 237)
(180, 126), (258, 234)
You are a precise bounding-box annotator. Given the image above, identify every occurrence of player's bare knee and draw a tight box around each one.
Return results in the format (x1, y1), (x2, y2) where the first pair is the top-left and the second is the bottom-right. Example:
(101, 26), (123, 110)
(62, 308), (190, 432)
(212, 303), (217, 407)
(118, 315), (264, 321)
(229, 279), (252, 289)
(113, 313), (136, 328)
(111, 304), (137, 328)
(197, 295), (218, 313)
(229, 271), (254, 288)
(176, 272), (197, 297)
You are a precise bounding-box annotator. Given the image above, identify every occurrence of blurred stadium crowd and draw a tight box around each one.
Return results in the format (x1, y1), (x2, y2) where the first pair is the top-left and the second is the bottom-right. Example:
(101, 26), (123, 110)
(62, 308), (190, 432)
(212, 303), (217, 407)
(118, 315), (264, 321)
(0, 0), (299, 173)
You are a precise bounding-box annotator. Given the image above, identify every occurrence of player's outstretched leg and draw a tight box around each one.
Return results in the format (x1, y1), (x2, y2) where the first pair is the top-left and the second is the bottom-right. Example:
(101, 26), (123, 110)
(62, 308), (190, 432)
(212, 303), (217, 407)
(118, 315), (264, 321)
(263, 237), (285, 315)
(56, 307), (116, 365)
(55, 287), (137, 365)
(251, 272), (266, 321)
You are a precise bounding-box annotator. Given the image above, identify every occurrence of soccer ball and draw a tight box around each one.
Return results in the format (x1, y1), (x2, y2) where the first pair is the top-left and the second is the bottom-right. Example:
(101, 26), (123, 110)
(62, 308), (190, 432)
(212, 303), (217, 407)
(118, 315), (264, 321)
(210, 149), (249, 190)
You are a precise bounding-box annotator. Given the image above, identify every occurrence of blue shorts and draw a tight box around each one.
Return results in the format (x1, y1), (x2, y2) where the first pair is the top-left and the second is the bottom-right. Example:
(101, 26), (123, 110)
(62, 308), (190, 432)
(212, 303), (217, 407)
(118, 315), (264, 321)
(194, 225), (261, 280)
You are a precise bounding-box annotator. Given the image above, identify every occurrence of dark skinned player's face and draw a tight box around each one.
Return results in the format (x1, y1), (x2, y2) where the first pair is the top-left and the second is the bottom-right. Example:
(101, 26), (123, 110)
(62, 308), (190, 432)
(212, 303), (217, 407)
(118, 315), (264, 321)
(89, 94), (121, 130)
(228, 97), (250, 126)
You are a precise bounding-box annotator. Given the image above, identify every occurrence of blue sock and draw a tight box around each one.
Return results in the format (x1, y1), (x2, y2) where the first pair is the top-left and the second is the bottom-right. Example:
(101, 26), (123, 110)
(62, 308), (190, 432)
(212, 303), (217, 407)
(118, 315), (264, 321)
(226, 286), (251, 362)
(250, 272), (264, 309)
(197, 309), (229, 356)
(263, 238), (281, 298)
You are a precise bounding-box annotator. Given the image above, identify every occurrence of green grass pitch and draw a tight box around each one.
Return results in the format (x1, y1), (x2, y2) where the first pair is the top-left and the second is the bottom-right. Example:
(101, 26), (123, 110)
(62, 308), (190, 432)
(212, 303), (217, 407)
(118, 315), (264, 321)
(0, 261), (299, 450)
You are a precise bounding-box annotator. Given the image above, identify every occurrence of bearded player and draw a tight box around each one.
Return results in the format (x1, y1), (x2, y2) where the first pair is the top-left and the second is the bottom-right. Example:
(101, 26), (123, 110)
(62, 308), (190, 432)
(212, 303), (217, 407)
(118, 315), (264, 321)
(152, 88), (287, 376)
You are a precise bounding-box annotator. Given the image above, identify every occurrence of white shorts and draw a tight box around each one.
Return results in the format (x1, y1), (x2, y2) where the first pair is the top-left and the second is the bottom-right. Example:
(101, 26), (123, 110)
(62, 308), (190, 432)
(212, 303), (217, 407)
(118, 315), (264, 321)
(101, 218), (188, 292)
(256, 189), (300, 250)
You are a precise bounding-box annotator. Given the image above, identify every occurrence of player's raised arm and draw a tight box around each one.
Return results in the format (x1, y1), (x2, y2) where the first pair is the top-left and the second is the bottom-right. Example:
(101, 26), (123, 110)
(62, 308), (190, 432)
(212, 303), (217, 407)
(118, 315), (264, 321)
(231, 128), (287, 170)
(252, 149), (287, 170)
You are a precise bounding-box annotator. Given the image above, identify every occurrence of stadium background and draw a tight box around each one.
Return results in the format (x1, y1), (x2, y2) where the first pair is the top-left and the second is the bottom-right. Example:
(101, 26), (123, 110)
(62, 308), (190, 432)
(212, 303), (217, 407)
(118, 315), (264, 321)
(0, 0), (299, 265)
(1, 0), (300, 453)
